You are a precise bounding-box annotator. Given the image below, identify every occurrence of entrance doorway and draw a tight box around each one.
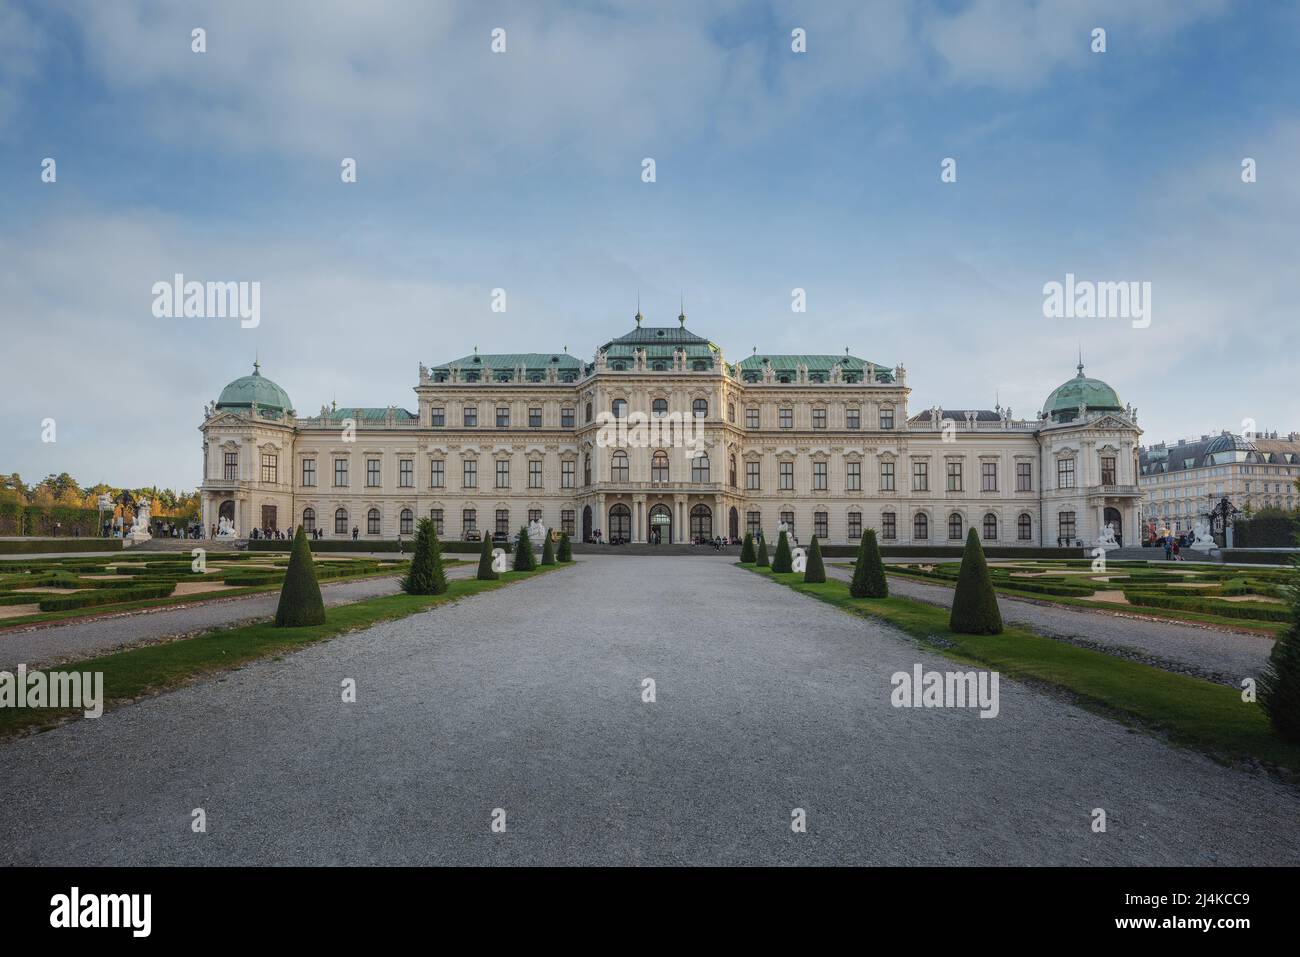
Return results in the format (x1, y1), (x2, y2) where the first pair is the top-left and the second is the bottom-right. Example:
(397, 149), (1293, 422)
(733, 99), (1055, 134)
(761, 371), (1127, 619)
(728, 506), (739, 540)
(1103, 507), (1123, 547)
(608, 504), (631, 544)
(582, 505), (592, 543)
(690, 504), (712, 542)
(649, 504), (672, 544)
(261, 505), (278, 533)
(218, 500), (235, 528)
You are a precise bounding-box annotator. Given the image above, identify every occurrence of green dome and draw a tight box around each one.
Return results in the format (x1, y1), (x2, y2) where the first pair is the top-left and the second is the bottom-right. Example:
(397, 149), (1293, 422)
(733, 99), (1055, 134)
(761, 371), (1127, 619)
(216, 362), (293, 414)
(1044, 363), (1122, 423)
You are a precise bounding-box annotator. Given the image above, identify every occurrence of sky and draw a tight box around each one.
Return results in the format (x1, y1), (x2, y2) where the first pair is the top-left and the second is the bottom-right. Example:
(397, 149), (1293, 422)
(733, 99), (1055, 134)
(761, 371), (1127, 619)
(2, 0), (1298, 491)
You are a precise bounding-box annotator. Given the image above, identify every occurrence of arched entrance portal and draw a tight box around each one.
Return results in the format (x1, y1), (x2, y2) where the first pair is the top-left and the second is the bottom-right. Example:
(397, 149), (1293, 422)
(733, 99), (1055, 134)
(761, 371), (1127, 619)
(690, 504), (712, 542)
(728, 506), (739, 540)
(582, 505), (593, 543)
(1103, 507), (1123, 547)
(649, 504), (672, 544)
(608, 504), (631, 544)
(218, 500), (235, 533)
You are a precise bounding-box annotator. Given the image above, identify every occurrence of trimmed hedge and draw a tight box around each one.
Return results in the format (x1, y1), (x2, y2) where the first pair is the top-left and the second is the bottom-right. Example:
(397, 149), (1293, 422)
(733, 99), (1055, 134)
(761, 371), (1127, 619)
(38, 583), (177, 611)
(850, 530), (888, 598)
(1120, 590), (1290, 623)
(949, 529), (1003, 634)
(0, 538), (123, 555)
(740, 532), (755, 564)
(275, 526), (326, 626)
(249, 538), (483, 554)
(1220, 549), (1300, 566)
(476, 531), (498, 580)
(756, 535), (769, 567)
(772, 532), (792, 573)
(402, 519), (448, 596)
(557, 532), (573, 563)
(803, 535), (826, 583)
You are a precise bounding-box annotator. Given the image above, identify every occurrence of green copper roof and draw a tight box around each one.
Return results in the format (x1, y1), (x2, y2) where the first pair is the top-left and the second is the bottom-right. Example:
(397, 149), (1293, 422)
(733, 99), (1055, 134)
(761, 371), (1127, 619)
(330, 407), (417, 422)
(608, 322), (711, 346)
(736, 354), (893, 382)
(430, 352), (582, 382)
(1044, 363), (1123, 422)
(216, 362), (293, 413)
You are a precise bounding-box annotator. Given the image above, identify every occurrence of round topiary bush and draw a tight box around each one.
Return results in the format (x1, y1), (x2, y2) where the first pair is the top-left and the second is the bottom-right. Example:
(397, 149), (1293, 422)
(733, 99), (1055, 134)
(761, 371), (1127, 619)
(772, 531), (793, 573)
(850, 529), (888, 598)
(803, 535), (826, 583)
(476, 529), (498, 581)
(275, 525), (326, 627)
(402, 518), (448, 595)
(949, 528), (1003, 635)
(740, 532), (755, 563)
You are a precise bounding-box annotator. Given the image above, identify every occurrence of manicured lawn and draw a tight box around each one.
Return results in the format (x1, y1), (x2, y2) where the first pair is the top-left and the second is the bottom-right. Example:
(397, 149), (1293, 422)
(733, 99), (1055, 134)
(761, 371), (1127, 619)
(0, 565), (559, 738)
(744, 564), (1300, 776)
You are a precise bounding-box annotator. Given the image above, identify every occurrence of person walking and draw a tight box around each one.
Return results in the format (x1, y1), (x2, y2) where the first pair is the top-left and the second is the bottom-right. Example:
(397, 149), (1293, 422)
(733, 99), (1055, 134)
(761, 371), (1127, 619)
(1172, 538), (1182, 561)
(1164, 537), (1173, 560)
(352, 526), (359, 541)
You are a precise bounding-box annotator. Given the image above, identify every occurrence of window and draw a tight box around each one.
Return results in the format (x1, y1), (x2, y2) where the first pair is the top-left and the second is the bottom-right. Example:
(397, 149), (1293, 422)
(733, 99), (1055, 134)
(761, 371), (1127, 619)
(1101, 456), (1116, 486)
(302, 508), (315, 533)
(1016, 462), (1033, 491)
(430, 509), (444, 535)
(1057, 458), (1075, 489)
(495, 509), (510, 537)
(981, 462), (997, 492)
(431, 406), (445, 427)
(729, 455), (737, 487)
(746, 407), (760, 429)
(260, 453), (278, 484)
(913, 461), (928, 491)
(612, 398), (627, 419)
(496, 459), (510, 489)
(880, 408), (895, 430)
(846, 407), (860, 430)
(914, 513), (929, 540)
(562, 460), (575, 488)
(529, 460), (542, 489)
(561, 407), (575, 428)
(1018, 513), (1032, 541)
(946, 461), (963, 492)
(882, 511), (896, 540)
(301, 459), (316, 487)
(948, 512), (963, 540)
(528, 509), (542, 525)
(367, 508), (381, 535)
(367, 459), (381, 487)
(780, 512), (795, 536)
(653, 398), (668, 416)
(814, 511), (828, 539)
(611, 451), (629, 483)
(746, 461), (761, 490)
(431, 459), (445, 488)
(334, 508), (348, 535)
(812, 408), (827, 429)
(847, 511), (862, 539)
(983, 513), (998, 540)
(813, 461), (827, 490)
(400, 508), (414, 535)
(585, 402), (593, 423)
(529, 407), (542, 428)
(223, 452), (238, 481)
(1059, 511), (1077, 542)
(728, 402), (735, 423)
(746, 511), (762, 535)
(690, 504), (712, 539)
(463, 406), (478, 427)
(334, 458), (348, 487)
(779, 461), (794, 490)
(463, 459), (477, 488)
(779, 407), (793, 429)
(399, 459), (413, 488)
(692, 453), (710, 484)
(463, 508), (477, 535)
(583, 454), (591, 486)
(880, 462), (895, 492)
(561, 510), (575, 535)
(496, 406), (510, 428)
(692, 398), (708, 418)
(652, 451), (669, 483)
(847, 461), (861, 491)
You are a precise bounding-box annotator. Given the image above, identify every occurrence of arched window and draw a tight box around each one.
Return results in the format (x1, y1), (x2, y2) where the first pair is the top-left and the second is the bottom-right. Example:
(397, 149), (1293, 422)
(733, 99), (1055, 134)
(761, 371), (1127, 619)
(727, 402), (735, 423)
(948, 512), (963, 540)
(652, 398), (668, 416)
(982, 513), (997, 540)
(692, 398), (708, 418)
(334, 508), (348, 535)
(608, 504), (631, 543)
(611, 451), (629, 483)
(302, 507), (316, 533)
(400, 508), (414, 535)
(690, 504), (712, 540)
(729, 454), (737, 487)
(583, 453), (591, 486)
(914, 513), (929, 540)
(1018, 513), (1033, 541)
(612, 398), (627, 419)
(367, 508), (381, 535)
(652, 451), (669, 483)
(692, 452), (710, 483)
(585, 401), (593, 423)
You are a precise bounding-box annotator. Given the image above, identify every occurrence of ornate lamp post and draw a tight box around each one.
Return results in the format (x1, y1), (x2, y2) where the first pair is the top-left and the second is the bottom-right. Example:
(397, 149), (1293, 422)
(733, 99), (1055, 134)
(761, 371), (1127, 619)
(1207, 495), (1240, 548)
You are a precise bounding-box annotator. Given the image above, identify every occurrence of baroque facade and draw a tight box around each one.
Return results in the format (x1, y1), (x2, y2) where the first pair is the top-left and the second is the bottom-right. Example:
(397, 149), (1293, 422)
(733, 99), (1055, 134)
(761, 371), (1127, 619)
(199, 315), (1143, 547)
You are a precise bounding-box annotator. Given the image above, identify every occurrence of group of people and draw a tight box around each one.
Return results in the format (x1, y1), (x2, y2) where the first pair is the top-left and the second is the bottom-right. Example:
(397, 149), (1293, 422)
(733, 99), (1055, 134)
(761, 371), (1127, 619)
(101, 519), (202, 539)
(1156, 531), (1197, 561)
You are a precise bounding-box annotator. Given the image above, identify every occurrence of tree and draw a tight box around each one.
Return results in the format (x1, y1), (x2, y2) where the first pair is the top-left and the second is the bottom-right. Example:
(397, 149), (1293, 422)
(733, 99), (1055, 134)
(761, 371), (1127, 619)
(1259, 556), (1300, 742)
(513, 526), (537, 571)
(274, 525), (326, 626)
(850, 529), (888, 598)
(740, 532), (755, 563)
(803, 535), (826, 583)
(756, 533), (770, 567)
(403, 518), (448, 595)
(772, 530), (793, 573)
(949, 528), (1003, 634)
(541, 530), (556, 565)
(476, 529), (498, 580)
(557, 531), (573, 562)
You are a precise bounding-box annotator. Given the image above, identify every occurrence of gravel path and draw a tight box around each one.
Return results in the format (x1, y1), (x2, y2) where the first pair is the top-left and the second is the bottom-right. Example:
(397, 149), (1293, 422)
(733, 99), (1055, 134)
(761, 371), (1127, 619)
(0, 565), (475, 670)
(827, 566), (1275, 686)
(0, 555), (1295, 866)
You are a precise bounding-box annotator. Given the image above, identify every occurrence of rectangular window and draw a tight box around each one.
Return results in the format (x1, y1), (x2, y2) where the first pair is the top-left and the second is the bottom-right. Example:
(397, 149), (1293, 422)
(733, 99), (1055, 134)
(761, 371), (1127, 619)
(431, 406), (445, 427)
(812, 408), (827, 429)
(529, 460), (542, 489)
(399, 458), (413, 488)
(528, 509), (542, 525)
(333, 458), (348, 487)
(260, 453), (278, 484)
(430, 459), (445, 488)
(779, 461), (794, 490)
(562, 460), (575, 488)
(946, 461), (963, 492)
(780, 512), (795, 536)
(846, 408), (860, 430)
(746, 511), (761, 536)
(223, 452), (238, 481)
(561, 510), (575, 535)
(463, 406), (477, 427)
(913, 461), (928, 491)
(561, 407), (575, 428)
(880, 461), (895, 491)
(880, 409), (895, 430)
(429, 509), (444, 536)
(463, 508), (476, 535)
(529, 407), (542, 428)
(495, 509), (509, 537)
(779, 408), (793, 429)
(847, 461), (861, 491)
(1059, 511), (1077, 542)
(1058, 458), (1075, 489)
(301, 458), (316, 487)
(813, 461), (827, 491)
(981, 462), (997, 492)
(496, 460), (510, 489)
(366, 459), (381, 487)
(1016, 462), (1033, 491)
(1101, 456), (1116, 486)
(496, 406), (510, 428)
(881, 512), (896, 540)
(847, 512), (862, 540)
(746, 407), (760, 429)
(463, 459), (477, 488)
(814, 511), (828, 539)
(746, 461), (761, 490)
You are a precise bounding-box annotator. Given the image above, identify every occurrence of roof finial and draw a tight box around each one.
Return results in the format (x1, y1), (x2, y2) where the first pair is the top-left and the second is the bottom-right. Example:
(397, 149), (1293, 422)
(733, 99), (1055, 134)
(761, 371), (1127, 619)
(1077, 344), (1084, 377)
(253, 352), (260, 375)
(678, 292), (686, 326)
(635, 291), (643, 326)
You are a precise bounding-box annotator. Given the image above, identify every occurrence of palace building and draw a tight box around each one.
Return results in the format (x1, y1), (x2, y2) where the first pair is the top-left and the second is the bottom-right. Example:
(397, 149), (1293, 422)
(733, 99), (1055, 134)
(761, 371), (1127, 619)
(199, 313), (1144, 548)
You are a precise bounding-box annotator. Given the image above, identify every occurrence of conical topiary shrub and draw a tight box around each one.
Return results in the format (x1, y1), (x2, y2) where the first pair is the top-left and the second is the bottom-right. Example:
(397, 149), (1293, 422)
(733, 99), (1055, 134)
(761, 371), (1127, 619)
(803, 535), (826, 583)
(403, 518), (448, 595)
(740, 532), (755, 563)
(850, 529), (888, 598)
(949, 527), (1002, 634)
(513, 526), (537, 571)
(756, 534), (770, 567)
(541, 530), (556, 565)
(476, 529), (498, 581)
(275, 525), (325, 627)
(557, 531), (573, 562)
(772, 530), (793, 573)
(1259, 556), (1300, 742)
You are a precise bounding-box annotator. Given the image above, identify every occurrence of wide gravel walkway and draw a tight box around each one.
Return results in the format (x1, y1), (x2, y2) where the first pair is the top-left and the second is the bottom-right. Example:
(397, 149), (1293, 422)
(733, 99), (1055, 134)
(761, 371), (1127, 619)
(0, 556), (1295, 865)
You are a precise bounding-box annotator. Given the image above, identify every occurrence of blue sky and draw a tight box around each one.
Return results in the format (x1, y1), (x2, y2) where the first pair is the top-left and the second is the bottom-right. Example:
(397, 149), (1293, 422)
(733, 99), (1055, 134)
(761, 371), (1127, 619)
(2, 0), (1298, 490)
